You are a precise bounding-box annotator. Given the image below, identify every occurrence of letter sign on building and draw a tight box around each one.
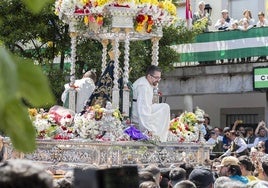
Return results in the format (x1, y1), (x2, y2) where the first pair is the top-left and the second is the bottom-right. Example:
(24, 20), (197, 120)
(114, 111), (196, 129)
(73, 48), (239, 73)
(254, 67), (268, 89)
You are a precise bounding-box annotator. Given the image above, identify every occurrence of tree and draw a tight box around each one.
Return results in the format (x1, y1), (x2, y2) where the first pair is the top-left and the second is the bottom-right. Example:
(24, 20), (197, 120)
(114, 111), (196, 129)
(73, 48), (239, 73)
(0, 0), (70, 66)
(0, 0), (54, 152)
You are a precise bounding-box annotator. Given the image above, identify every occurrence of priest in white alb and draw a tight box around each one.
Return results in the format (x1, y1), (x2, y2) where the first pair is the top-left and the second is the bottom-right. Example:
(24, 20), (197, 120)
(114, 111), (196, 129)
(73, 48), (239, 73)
(61, 70), (96, 113)
(132, 65), (170, 142)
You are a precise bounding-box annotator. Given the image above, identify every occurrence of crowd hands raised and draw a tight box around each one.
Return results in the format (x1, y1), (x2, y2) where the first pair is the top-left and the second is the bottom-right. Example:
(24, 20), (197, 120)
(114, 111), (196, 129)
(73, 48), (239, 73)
(136, 119), (268, 188)
(177, 119), (268, 188)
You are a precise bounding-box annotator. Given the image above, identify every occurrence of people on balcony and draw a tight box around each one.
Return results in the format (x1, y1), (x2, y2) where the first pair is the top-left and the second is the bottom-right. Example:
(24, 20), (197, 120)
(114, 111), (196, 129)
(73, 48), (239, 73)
(214, 9), (233, 31)
(238, 16), (254, 63)
(256, 11), (268, 27)
(256, 11), (268, 62)
(238, 18), (253, 31)
(239, 9), (255, 27)
(192, 1), (212, 32)
(227, 20), (239, 31)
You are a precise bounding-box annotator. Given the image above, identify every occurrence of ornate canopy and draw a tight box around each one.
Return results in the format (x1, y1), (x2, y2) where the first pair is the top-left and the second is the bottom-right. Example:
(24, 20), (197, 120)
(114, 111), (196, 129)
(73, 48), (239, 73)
(55, 0), (177, 113)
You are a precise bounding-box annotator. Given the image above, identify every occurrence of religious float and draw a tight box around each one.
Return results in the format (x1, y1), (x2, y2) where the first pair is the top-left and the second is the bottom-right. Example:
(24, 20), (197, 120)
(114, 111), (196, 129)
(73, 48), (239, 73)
(3, 0), (212, 169)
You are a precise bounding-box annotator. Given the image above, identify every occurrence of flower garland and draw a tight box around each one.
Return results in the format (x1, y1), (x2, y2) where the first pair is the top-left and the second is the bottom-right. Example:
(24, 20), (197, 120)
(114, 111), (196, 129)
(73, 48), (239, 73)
(54, 0), (177, 33)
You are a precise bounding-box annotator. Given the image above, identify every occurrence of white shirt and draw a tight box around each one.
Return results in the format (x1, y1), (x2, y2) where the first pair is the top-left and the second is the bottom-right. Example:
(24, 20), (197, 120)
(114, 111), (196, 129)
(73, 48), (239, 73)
(207, 136), (222, 145)
(61, 78), (95, 112)
(257, 19), (268, 27)
(222, 137), (247, 156)
(215, 18), (233, 30)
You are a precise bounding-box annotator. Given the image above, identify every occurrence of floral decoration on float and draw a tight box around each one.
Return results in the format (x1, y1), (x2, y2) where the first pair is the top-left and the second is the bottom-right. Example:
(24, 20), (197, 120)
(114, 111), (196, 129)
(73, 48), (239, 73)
(29, 104), (208, 143)
(167, 107), (207, 143)
(54, 0), (177, 34)
(29, 103), (129, 141)
(28, 107), (75, 140)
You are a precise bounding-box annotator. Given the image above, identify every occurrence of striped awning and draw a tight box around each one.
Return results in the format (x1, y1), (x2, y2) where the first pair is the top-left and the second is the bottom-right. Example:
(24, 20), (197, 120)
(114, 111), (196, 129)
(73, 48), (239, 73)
(172, 27), (268, 62)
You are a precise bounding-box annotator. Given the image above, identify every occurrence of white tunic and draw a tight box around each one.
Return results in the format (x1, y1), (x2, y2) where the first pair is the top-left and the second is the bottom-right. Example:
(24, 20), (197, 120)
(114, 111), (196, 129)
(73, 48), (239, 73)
(132, 76), (170, 142)
(61, 78), (95, 112)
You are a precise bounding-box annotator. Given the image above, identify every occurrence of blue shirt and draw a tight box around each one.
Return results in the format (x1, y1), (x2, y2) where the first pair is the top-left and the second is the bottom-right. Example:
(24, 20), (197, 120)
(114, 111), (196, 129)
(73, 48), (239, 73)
(230, 175), (249, 184)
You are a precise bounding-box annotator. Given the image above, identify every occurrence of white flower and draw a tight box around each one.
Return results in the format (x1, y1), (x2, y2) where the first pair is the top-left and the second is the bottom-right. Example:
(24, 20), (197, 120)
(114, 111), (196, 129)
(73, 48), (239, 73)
(60, 0), (83, 15)
(33, 119), (50, 132)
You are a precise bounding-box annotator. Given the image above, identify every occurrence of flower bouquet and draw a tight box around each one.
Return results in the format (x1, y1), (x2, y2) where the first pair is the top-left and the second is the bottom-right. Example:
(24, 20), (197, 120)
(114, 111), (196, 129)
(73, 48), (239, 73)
(168, 111), (199, 142)
(28, 107), (74, 139)
(73, 102), (126, 141)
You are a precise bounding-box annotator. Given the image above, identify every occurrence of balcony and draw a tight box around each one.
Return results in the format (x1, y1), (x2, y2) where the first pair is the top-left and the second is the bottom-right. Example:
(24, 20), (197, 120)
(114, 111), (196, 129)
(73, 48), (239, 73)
(171, 27), (268, 67)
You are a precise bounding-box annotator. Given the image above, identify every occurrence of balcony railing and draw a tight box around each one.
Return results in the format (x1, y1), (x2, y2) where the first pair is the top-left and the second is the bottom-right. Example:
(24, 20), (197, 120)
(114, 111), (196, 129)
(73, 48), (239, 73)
(172, 27), (268, 67)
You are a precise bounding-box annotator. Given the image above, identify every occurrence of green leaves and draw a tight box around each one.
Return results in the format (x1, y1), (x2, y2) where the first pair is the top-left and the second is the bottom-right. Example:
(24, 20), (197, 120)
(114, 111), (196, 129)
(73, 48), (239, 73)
(2, 99), (36, 152)
(0, 48), (17, 107)
(22, 0), (52, 14)
(16, 56), (54, 107)
(0, 47), (55, 152)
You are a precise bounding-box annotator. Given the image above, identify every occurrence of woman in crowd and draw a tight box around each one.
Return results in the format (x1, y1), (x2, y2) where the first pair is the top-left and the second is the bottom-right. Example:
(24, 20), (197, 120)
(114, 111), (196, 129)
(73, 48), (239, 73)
(238, 155), (259, 181)
(239, 9), (255, 27)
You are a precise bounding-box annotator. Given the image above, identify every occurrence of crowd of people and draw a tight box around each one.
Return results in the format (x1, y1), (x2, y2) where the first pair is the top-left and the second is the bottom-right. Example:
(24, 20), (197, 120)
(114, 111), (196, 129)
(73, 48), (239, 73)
(194, 1), (268, 32)
(193, 1), (268, 63)
(137, 157), (268, 187)
(135, 116), (268, 187)
(213, 8), (266, 32)
(163, 115), (268, 188)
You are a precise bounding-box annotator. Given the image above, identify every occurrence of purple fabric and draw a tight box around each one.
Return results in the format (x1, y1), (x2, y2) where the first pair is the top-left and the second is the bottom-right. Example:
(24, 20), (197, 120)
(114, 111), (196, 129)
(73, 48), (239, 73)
(124, 126), (148, 140)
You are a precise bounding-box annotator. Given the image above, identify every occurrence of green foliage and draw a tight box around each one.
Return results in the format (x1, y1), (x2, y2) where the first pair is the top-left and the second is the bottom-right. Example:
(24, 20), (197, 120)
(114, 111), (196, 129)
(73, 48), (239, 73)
(22, 0), (53, 14)
(0, 47), (55, 152)
(0, 0), (70, 65)
(44, 66), (69, 105)
(76, 39), (103, 76)
(0, 0), (56, 152)
(167, 20), (205, 45)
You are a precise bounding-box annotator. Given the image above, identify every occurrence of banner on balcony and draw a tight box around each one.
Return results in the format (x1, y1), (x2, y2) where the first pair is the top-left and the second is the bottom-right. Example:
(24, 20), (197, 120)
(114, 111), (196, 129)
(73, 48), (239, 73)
(172, 27), (268, 62)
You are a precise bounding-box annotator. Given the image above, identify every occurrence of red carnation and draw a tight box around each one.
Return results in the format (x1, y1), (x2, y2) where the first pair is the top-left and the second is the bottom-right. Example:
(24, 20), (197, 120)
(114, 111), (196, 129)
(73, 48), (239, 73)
(61, 126), (67, 131)
(136, 14), (145, 23)
(75, 8), (84, 14)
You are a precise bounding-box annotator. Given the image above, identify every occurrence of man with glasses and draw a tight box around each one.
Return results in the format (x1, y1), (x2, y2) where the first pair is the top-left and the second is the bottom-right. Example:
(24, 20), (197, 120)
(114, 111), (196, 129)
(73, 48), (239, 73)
(131, 65), (170, 142)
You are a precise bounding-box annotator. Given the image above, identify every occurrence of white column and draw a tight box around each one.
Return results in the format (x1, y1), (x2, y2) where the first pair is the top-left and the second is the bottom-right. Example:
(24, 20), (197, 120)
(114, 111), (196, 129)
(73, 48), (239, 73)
(101, 39), (108, 75)
(112, 31), (120, 108)
(184, 95), (193, 112)
(122, 29), (131, 116)
(151, 37), (160, 66)
(68, 28), (77, 112)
